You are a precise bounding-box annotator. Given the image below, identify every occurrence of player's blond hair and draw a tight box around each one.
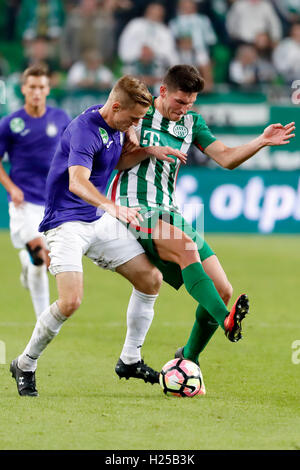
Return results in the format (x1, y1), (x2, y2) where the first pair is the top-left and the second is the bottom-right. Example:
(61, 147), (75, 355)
(21, 64), (50, 84)
(109, 75), (152, 109)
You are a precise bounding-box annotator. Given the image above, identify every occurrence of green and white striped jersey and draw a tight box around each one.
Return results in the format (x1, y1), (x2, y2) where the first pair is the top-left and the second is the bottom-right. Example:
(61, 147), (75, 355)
(108, 99), (216, 212)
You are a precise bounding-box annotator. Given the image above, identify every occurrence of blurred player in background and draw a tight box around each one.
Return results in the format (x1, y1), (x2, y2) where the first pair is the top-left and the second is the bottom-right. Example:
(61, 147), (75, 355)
(108, 64), (295, 393)
(9, 75), (187, 397)
(0, 65), (71, 318)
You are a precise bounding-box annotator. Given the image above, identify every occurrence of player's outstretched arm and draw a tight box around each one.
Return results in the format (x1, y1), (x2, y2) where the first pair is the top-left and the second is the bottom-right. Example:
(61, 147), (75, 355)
(204, 122), (295, 170)
(116, 145), (187, 170)
(68, 165), (142, 225)
(0, 160), (24, 206)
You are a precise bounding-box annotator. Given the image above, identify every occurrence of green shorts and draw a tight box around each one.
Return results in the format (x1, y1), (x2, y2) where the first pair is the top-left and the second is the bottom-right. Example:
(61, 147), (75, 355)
(128, 206), (214, 290)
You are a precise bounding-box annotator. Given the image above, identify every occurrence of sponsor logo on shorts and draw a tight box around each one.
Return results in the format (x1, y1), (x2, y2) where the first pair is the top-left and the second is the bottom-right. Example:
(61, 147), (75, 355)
(144, 210), (155, 219)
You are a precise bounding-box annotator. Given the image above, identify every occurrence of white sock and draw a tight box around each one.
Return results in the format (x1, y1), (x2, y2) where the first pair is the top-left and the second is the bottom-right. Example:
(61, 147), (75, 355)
(27, 263), (50, 318)
(19, 248), (30, 270)
(120, 288), (158, 365)
(18, 249), (30, 289)
(18, 302), (67, 372)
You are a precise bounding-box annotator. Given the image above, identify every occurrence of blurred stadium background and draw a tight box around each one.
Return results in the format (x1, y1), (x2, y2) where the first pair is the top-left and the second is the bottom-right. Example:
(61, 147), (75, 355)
(0, 0), (299, 235)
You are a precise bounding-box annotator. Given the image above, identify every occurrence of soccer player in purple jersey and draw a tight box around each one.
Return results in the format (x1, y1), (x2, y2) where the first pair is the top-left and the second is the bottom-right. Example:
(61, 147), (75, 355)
(10, 75), (187, 396)
(0, 65), (71, 318)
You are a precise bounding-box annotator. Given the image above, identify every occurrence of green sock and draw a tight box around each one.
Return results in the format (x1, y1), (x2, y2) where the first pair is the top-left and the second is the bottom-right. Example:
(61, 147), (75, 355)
(182, 262), (228, 330)
(183, 305), (219, 363)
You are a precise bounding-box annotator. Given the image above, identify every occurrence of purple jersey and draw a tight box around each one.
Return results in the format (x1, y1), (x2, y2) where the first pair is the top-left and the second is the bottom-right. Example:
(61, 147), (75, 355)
(0, 106), (71, 205)
(39, 105), (124, 232)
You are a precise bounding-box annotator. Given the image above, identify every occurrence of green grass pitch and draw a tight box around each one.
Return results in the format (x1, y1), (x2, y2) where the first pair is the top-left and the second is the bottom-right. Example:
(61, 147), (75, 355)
(0, 230), (300, 450)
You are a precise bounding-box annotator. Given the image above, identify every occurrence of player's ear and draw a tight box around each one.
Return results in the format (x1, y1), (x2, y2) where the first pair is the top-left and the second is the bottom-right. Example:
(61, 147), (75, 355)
(112, 102), (121, 113)
(160, 85), (167, 98)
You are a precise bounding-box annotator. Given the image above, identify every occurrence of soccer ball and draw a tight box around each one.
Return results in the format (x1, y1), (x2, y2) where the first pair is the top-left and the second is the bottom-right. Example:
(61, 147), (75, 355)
(159, 358), (203, 397)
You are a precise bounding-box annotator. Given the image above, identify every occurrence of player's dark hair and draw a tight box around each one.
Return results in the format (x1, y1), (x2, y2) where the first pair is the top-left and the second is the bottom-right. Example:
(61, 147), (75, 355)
(112, 75), (152, 108)
(22, 64), (50, 84)
(163, 65), (205, 93)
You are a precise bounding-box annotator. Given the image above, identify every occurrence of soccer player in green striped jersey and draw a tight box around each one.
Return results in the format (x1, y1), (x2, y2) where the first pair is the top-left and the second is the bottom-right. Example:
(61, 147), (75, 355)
(109, 65), (295, 386)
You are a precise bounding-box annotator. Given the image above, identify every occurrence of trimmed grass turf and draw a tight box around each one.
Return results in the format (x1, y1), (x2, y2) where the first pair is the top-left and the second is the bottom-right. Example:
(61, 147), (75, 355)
(0, 231), (300, 450)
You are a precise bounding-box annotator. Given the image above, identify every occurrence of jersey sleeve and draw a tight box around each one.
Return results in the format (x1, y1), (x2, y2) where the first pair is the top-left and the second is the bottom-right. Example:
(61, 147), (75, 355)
(192, 114), (217, 152)
(0, 116), (11, 159)
(68, 121), (102, 171)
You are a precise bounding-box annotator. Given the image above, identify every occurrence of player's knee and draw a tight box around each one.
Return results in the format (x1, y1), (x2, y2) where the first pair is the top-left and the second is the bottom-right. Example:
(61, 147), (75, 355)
(148, 267), (163, 294)
(134, 266), (162, 295)
(59, 296), (82, 316)
(26, 243), (44, 266)
(178, 237), (199, 265)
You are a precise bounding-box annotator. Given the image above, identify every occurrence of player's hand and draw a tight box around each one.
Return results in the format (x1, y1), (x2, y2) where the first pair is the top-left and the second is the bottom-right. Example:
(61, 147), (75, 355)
(10, 185), (24, 207)
(105, 203), (143, 226)
(121, 138), (139, 155)
(125, 127), (140, 147)
(121, 128), (141, 156)
(148, 146), (187, 164)
(262, 122), (296, 146)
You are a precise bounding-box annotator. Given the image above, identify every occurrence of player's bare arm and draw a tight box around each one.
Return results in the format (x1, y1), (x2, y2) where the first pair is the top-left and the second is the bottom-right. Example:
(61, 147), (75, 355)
(204, 122), (296, 170)
(68, 165), (143, 225)
(0, 160), (24, 206)
(116, 144), (187, 170)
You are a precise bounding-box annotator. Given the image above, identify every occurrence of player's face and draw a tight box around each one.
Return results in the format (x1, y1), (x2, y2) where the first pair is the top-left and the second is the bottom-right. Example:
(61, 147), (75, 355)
(160, 86), (197, 121)
(113, 102), (150, 132)
(21, 75), (50, 109)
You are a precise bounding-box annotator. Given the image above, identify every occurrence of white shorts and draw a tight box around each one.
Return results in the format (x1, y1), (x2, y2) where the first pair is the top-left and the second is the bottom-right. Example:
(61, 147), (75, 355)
(44, 213), (145, 276)
(9, 201), (46, 249)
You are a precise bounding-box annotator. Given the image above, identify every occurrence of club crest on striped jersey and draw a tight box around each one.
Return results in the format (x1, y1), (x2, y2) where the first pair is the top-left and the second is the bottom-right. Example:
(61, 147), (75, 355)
(146, 105), (154, 115)
(99, 127), (109, 144)
(173, 124), (188, 138)
(10, 117), (25, 133)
